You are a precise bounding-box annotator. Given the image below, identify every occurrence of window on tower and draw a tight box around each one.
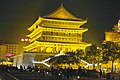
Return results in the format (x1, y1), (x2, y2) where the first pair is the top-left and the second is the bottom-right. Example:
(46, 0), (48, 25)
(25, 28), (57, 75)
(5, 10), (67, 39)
(36, 25), (38, 28)
(69, 33), (71, 37)
(51, 32), (53, 35)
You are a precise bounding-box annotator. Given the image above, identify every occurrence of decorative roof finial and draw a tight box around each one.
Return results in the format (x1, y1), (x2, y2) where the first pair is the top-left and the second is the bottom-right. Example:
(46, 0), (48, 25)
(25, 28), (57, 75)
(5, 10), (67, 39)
(61, 0), (63, 7)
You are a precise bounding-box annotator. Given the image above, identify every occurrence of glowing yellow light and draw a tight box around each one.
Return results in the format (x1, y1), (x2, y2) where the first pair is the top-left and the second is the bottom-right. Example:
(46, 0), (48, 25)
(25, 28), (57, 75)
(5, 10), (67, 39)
(25, 39), (28, 41)
(21, 39), (24, 41)
(114, 62), (117, 65)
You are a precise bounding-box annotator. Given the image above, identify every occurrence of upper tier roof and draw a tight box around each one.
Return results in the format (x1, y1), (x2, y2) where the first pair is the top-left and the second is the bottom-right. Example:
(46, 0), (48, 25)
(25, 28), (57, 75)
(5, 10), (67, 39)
(43, 5), (82, 21)
(28, 5), (87, 31)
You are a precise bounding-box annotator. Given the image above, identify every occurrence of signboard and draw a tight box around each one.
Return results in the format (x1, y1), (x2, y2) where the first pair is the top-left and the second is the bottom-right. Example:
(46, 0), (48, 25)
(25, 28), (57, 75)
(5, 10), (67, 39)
(118, 20), (120, 32)
(5, 53), (15, 57)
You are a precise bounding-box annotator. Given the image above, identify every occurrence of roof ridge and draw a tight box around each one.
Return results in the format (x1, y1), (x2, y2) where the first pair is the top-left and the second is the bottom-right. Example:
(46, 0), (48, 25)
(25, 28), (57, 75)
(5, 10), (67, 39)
(43, 5), (81, 20)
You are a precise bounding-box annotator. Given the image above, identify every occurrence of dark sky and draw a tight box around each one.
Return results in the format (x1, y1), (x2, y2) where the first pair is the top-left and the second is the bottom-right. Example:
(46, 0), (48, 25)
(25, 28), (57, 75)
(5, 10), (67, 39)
(0, 0), (120, 45)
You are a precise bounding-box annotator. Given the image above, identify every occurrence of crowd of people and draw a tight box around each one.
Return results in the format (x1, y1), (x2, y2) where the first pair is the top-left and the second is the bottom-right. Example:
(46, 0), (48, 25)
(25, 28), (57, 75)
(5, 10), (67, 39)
(20, 65), (101, 79)
(1, 65), (119, 80)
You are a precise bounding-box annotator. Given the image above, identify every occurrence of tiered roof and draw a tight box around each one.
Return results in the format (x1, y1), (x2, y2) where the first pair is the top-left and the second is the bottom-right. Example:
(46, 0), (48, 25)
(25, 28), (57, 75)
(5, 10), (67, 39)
(28, 5), (87, 31)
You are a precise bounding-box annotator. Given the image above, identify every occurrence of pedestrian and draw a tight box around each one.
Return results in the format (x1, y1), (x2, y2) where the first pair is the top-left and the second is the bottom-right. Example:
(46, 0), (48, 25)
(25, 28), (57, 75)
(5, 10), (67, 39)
(100, 69), (102, 79)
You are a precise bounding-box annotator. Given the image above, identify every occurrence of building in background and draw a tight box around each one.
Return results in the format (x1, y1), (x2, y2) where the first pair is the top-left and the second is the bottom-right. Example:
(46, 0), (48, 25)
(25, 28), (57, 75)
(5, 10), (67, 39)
(5, 44), (19, 55)
(0, 38), (30, 66)
(104, 20), (120, 44)
(0, 43), (19, 65)
(0, 44), (6, 59)
(18, 38), (30, 54)
(0, 38), (29, 59)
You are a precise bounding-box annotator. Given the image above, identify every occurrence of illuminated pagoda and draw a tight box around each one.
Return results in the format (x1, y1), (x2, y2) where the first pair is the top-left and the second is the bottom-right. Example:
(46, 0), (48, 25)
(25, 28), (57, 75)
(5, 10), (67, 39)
(24, 5), (91, 54)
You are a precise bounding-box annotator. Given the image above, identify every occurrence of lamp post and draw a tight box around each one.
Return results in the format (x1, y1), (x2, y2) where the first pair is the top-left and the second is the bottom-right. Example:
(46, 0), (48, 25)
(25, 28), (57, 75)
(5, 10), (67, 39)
(99, 63), (102, 79)
(99, 63), (102, 70)
(114, 63), (117, 73)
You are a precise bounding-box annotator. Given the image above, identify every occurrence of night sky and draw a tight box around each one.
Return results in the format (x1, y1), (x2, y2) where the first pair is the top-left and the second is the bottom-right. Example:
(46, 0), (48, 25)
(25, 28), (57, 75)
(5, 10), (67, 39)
(0, 0), (120, 45)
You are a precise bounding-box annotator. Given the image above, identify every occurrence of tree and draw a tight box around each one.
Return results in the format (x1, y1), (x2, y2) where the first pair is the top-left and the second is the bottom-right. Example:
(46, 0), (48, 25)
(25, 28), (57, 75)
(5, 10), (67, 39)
(112, 24), (118, 32)
(102, 41), (120, 72)
(49, 52), (80, 68)
(84, 44), (102, 69)
(75, 49), (85, 59)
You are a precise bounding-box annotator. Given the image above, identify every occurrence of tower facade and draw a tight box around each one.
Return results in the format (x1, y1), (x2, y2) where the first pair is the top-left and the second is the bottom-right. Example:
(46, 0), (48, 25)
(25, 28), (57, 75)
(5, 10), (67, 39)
(24, 6), (91, 54)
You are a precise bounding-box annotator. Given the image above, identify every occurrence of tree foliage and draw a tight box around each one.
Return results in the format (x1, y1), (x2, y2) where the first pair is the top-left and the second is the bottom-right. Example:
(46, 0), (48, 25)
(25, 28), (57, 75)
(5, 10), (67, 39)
(102, 41), (120, 62)
(84, 44), (101, 64)
(102, 41), (120, 72)
(112, 24), (118, 32)
(49, 52), (81, 66)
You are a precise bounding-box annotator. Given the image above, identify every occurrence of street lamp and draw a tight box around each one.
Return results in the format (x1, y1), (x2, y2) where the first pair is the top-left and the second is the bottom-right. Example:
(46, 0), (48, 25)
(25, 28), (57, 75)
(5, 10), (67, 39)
(46, 72), (49, 76)
(77, 76), (80, 80)
(97, 47), (99, 49)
